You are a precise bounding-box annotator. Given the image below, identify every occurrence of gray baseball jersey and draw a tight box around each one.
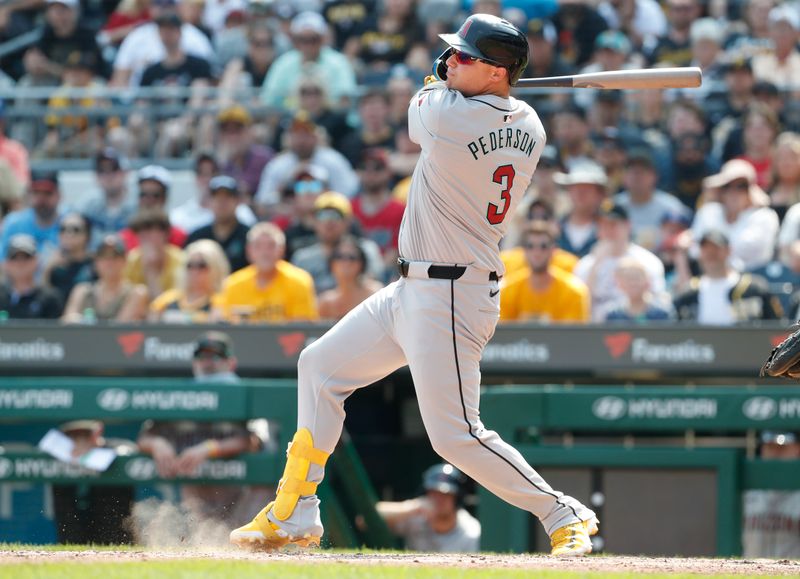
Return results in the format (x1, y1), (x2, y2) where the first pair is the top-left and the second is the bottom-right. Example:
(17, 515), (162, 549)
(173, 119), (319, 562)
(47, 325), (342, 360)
(400, 81), (546, 275)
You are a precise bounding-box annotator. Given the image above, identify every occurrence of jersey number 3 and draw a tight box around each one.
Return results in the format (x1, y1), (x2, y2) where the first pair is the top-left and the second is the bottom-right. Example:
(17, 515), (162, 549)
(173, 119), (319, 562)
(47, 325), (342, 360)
(486, 164), (515, 225)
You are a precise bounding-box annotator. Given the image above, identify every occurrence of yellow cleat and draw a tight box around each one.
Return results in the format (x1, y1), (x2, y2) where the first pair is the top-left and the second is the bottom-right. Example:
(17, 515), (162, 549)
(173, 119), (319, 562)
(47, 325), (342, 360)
(229, 501), (320, 551)
(550, 517), (599, 557)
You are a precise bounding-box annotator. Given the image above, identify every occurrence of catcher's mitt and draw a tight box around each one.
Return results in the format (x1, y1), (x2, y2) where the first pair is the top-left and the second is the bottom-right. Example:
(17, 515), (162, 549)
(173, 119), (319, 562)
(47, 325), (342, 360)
(760, 323), (800, 378)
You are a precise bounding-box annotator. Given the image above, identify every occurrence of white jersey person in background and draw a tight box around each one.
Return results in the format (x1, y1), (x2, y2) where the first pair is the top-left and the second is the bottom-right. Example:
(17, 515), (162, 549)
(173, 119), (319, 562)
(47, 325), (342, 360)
(377, 464), (481, 553)
(743, 431), (800, 559)
(230, 13), (598, 556)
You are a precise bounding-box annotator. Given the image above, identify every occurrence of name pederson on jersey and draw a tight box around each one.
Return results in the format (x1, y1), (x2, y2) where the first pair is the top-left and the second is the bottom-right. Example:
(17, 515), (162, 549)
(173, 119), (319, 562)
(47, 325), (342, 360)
(399, 81), (546, 275)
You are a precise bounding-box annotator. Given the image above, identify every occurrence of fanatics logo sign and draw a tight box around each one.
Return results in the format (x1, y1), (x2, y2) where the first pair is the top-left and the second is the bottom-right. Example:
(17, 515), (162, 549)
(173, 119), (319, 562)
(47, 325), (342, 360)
(117, 332), (145, 357)
(604, 332), (633, 359)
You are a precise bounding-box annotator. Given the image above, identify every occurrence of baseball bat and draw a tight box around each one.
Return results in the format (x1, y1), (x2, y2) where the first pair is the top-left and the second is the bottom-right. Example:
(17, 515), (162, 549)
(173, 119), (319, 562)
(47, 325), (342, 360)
(515, 67), (702, 90)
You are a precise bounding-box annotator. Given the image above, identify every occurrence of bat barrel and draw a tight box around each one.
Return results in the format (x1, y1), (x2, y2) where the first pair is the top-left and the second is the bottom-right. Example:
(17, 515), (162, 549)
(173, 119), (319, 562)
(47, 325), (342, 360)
(515, 67), (703, 90)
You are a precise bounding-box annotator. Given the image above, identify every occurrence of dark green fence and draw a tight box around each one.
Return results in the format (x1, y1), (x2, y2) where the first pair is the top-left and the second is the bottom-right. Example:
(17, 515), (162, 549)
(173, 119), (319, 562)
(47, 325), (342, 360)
(0, 377), (394, 549)
(479, 386), (800, 556)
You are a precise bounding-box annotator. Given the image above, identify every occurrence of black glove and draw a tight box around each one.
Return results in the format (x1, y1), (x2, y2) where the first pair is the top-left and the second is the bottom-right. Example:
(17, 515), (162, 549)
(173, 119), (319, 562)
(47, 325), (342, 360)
(432, 48), (453, 81)
(760, 323), (800, 378)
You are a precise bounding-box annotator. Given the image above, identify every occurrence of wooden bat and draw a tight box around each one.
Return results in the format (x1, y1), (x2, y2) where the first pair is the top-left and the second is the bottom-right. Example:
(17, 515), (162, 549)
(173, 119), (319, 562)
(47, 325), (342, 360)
(515, 67), (702, 90)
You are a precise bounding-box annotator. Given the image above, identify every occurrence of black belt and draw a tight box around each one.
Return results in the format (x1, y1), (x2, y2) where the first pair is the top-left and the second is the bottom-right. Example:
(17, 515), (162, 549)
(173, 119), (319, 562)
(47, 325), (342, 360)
(397, 259), (499, 281)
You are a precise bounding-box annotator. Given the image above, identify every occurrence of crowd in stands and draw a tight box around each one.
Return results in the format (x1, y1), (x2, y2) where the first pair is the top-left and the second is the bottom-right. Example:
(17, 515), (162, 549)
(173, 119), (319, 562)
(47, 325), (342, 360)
(0, 0), (799, 325)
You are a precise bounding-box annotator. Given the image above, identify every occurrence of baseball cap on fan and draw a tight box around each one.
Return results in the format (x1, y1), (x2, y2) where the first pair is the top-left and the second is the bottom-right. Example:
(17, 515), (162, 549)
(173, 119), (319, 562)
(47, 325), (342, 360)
(46, 0), (79, 8)
(193, 331), (234, 359)
(290, 11), (327, 36)
(553, 160), (608, 187)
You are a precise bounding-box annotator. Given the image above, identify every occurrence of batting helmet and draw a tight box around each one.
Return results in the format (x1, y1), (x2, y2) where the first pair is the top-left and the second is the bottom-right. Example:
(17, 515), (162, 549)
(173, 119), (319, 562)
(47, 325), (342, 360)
(438, 14), (529, 85)
(422, 463), (464, 495)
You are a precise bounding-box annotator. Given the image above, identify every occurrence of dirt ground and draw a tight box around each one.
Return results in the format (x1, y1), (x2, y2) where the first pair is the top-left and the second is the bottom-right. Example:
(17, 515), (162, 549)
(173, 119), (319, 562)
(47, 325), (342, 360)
(1, 549), (799, 575)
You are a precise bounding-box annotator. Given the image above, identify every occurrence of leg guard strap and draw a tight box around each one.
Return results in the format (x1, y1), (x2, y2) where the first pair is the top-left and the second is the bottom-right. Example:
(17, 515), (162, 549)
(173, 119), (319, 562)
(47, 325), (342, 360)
(273, 428), (330, 521)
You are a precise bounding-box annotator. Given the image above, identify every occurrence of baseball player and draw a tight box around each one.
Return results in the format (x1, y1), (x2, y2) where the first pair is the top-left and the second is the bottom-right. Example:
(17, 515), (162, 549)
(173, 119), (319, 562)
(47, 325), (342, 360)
(231, 13), (598, 556)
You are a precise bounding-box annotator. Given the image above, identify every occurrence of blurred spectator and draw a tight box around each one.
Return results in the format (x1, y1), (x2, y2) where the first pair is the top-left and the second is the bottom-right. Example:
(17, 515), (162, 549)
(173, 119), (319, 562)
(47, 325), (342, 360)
(0, 171), (63, 262)
(592, 128), (627, 194)
(692, 159), (779, 270)
(37, 51), (109, 159)
(587, 90), (641, 148)
(323, 0), (375, 50)
(376, 463), (480, 553)
(216, 105), (274, 200)
(614, 147), (690, 252)
(51, 420), (135, 545)
(603, 256), (675, 322)
(99, 0), (154, 48)
(499, 221), (590, 323)
(138, 331), (265, 523)
(111, 0), (215, 87)
(501, 197), (578, 277)
(213, 222), (318, 322)
(750, 239), (800, 315)
(596, 0), (667, 51)
(673, 230), (782, 323)
(686, 18), (725, 100)
(124, 209), (185, 299)
(169, 153), (257, 236)
(138, 12), (216, 158)
(743, 431), (800, 559)
(43, 212), (95, 304)
(352, 148), (405, 269)
(318, 235), (383, 320)
(219, 21), (276, 98)
(292, 192), (384, 294)
(282, 166), (329, 259)
(0, 100), (30, 187)
(255, 111), (359, 213)
(22, 0), (107, 87)
(81, 148), (137, 243)
(209, 3), (249, 65)
(751, 6), (800, 91)
(343, 0), (425, 84)
(185, 175), (250, 272)
(260, 11), (357, 110)
(669, 131), (713, 209)
(339, 89), (394, 167)
(551, 104), (592, 170)
(552, 0), (608, 70)
(0, 234), (63, 318)
(120, 165), (188, 249)
(734, 104), (780, 189)
(62, 234), (148, 323)
(574, 201), (666, 321)
(291, 76), (354, 149)
(657, 211), (696, 293)
(706, 58), (756, 147)
(139, 13), (214, 88)
(646, 0), (699, 67)
(662, 99), (711, 198)
(725, 0), (775, 60)
(554, 161), (608, 258)
(150, 238), (229, 322)
(770, 132), (800, 220)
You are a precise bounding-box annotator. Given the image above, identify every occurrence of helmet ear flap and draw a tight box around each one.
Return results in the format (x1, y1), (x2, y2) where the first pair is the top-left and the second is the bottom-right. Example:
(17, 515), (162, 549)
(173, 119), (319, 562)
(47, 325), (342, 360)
(433, 48), (454, 80)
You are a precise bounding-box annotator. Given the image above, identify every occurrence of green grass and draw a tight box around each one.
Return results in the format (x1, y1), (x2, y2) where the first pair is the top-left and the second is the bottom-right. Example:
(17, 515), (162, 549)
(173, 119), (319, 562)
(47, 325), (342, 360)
(0, 561), (787, 579)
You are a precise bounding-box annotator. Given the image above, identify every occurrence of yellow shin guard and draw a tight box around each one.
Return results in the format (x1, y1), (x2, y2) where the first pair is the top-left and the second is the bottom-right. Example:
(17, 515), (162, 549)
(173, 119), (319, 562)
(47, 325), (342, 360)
(273, 428), (330, 522)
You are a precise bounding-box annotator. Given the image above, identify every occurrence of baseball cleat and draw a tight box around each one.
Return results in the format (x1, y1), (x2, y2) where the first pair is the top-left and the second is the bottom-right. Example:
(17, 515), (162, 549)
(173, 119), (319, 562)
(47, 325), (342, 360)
(549, 517), (599, 557)
(229, 502), (321, 551)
